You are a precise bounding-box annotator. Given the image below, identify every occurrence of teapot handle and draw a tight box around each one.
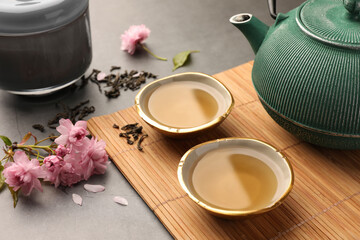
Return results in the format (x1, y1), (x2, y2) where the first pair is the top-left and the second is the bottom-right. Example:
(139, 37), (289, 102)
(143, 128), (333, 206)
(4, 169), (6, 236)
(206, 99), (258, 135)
(268, 0), (277, 19)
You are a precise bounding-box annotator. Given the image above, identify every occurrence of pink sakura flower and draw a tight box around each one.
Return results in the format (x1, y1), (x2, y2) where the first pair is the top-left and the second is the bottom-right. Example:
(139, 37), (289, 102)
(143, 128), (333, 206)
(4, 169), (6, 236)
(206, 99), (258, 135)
(121, 24), (167, 61)
(62, 137), (109, 181)
(80, 138), (109, 180)
(55, 119), (88, 147)
(55, 145), (69, 158)
(44, 135), (108, 187)
(3, 151), (45, 196)
(44, 118), (109, 188)
(42, 155), (64, 187)
(63, 145), (84, 177)
(88, 138), (109, 175)
(121, 24), (150, 55)
(58, 162), (82, 187)
(43, 153), (83, 188)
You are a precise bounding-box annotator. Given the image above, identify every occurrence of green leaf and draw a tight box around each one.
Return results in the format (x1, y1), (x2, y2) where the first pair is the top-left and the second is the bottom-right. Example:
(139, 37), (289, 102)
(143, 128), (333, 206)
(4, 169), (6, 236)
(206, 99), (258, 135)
(8, 186), (18, 208)
(172, 50), (199, 71)
(0, 135), (12, 146)
(0, 165), (5, 191)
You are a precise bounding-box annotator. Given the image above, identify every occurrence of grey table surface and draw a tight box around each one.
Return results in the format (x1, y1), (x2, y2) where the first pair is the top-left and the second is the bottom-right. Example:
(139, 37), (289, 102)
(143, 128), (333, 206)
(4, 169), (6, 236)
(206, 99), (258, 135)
(0, 0), (303, 239)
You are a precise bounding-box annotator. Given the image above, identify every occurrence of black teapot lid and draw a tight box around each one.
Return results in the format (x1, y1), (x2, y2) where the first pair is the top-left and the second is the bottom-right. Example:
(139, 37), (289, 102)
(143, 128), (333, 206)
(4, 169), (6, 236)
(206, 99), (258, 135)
(297, 0), (360, 49)
(0, 0), (88, 35)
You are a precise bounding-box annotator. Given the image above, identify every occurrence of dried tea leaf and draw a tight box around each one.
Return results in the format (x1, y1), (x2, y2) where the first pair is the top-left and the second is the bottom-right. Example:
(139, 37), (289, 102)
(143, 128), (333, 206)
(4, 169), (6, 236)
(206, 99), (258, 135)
(110, 66), (121, 72)
(84, 67), (156, 99)
(32, 124), (45, 132)
(121, 123), (138, 131)
(72, 193), (83, 206)
(113, 196), (128, 206)
(84, 184), (105, 193)
(0, 165), (5, 191)
(137, 134), (148, 152)
(0, 135), (12, 146)
(172, 50), (199, 71)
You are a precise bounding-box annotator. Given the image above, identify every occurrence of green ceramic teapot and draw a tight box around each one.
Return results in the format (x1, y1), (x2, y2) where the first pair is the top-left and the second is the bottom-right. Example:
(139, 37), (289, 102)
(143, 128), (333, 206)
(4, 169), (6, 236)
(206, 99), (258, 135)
(230, 0), (360, 149)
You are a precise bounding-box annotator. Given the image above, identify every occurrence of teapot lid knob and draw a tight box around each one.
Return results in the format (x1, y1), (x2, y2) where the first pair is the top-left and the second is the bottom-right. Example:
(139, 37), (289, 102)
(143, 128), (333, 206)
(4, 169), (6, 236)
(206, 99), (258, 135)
(343, 0), (360, 15)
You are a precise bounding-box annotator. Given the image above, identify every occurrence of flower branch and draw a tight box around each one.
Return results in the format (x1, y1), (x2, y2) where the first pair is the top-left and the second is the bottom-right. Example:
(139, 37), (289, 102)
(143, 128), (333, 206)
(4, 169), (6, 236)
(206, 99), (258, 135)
(121, 24), (167, 61)
(0, 118), (109, 207)
(140, 43), (167, 61)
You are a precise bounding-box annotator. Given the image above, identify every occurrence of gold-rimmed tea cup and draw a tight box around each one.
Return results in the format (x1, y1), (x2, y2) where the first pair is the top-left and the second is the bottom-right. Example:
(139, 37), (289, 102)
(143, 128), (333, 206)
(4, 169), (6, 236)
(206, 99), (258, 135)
(135, 72), (234, 138)
(177, 137), (294, 219)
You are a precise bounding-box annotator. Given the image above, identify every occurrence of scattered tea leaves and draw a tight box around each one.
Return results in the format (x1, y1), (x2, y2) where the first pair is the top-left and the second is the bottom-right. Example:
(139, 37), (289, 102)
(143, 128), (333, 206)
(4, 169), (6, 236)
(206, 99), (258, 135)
(119, 132), (134, 145)
(32, 124), (45, 132)
(72, 193), (83, 206)
(84, 67), (157, 99)
(116, 123), (148, 151)
(113, 196), (128, 206)
(112, 124), (119, 129)
(78, 106), (95, 120)
(47, 100), (95, 129)
(31, 100), (95, 134)
(31, 66), (157, 132)
(172, 50), (199, 71)
(0, 135), (12, 146)
(84, 184), (105, 193)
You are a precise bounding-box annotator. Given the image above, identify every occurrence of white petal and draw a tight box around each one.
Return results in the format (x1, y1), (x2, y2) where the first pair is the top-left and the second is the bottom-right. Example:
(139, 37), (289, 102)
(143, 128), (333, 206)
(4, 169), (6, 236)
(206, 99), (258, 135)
(132, 72), (141, 78)
(84, 184), (105, 193)
(97, 72), (106, 81)
(72, 194), (83, 206)
(113, 196), (128, 206)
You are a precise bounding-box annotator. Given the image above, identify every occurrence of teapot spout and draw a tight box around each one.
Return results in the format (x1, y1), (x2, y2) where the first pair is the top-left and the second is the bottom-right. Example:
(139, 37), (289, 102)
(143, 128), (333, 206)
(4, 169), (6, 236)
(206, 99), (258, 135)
(230, 14), (269, 54)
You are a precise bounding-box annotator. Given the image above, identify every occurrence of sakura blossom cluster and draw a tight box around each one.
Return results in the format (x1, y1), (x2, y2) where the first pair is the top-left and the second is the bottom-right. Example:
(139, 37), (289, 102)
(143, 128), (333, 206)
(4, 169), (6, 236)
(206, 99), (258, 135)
(2, 119), (108, 196)
(121, 24), (150, 55)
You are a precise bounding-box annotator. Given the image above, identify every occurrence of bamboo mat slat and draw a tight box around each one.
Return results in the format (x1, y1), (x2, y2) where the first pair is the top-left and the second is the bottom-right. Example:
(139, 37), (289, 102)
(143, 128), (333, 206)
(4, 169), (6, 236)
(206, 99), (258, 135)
(87, 61), (360, 239)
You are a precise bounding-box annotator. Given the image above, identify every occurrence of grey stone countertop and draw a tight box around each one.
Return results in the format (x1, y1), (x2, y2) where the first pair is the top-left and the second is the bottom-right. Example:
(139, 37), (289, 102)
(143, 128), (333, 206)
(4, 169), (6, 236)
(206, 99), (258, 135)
(0, 0), (303, 239)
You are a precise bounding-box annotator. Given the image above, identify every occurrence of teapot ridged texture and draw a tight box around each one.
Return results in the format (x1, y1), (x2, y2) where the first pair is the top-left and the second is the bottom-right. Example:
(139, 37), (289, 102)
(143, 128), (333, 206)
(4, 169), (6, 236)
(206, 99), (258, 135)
(252, 8), (360, 136)
(300, 0), (360, 47)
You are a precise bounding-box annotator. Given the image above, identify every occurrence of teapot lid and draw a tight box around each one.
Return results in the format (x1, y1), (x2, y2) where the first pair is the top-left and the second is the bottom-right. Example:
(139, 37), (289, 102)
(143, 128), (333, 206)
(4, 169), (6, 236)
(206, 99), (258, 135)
(0, 0), (88, 36)
(297, 0), (360, 49)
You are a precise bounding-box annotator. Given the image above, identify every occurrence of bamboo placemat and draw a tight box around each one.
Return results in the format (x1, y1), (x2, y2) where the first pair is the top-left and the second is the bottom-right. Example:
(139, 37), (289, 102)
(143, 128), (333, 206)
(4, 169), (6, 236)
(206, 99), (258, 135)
(88, 61), (360, 239)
